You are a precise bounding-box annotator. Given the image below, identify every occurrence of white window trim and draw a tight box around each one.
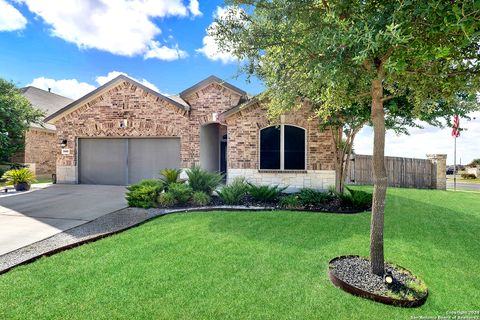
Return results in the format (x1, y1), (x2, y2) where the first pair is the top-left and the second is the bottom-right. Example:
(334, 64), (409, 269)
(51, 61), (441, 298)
(259, 124), (307, 171)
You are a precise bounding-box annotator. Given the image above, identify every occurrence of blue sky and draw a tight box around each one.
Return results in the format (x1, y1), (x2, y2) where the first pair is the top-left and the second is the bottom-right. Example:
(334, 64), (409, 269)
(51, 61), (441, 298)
(0, 0), (264, 97)
(0, 0), (478, 163)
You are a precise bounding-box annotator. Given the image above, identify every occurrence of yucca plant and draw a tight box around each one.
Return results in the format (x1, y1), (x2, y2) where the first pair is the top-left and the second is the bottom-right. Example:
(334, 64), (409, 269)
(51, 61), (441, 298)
(159, 168), (182, 187)
(2, 168), (36, 191)
(185, 166), (223, 194)
(248, 183), (287, 203)
(217, 177), (249, 205)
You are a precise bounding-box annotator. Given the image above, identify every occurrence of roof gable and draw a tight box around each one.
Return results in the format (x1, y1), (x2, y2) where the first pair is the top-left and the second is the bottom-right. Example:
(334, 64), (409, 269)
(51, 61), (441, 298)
(45, 75), (188, 123)
(179, 75), (247, 100)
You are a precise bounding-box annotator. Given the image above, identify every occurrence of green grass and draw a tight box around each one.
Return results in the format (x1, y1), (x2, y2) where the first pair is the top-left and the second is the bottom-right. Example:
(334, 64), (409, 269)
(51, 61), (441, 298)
(447, 177), (480, 184)
(0, 187), (479, 319)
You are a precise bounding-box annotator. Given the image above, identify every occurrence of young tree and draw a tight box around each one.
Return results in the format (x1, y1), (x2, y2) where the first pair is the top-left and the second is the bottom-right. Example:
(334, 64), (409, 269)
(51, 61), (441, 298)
(0, 79), (44, 162)
(213, 1), (480, 275)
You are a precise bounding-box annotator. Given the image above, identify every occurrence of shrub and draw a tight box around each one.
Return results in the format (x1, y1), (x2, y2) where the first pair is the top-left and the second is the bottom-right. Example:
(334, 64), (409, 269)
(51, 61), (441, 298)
(248, 183), (287, 202)
(168, 182), (193, 204)
(279, 194), (302, 209)
(298, 188), (332, 206)
(468, 159), (480, 168)
(160, 168), (182, 187)
(126, 179), (164, 208)
(2, 168), (36, 185)
(338, 187), (373, 210)
(191, 191), (211, 206)
(217, 177), (249, 205)
(461, 173), (477, 179)
(157, 192), (177, 207)
(186, 166), (223, 194)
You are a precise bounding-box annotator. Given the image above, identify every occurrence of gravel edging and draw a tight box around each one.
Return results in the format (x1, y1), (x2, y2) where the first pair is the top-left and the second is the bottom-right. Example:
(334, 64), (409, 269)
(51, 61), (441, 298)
(0, 205), (297, 275)
(328, 255), (428, 307)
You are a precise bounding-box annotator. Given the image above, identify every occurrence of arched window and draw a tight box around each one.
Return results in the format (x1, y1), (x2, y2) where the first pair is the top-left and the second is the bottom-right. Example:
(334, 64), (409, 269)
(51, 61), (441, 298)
(260, 125), (306, 170)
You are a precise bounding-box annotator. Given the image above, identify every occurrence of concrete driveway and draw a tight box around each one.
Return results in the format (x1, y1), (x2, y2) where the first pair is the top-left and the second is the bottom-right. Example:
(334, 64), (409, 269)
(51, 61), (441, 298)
(0, 184), (127, 256)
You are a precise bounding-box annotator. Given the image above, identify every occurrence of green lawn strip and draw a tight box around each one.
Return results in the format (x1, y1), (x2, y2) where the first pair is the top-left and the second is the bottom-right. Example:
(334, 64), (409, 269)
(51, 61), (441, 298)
(447, 178), (480, 184)
(0, 188), (479, 319)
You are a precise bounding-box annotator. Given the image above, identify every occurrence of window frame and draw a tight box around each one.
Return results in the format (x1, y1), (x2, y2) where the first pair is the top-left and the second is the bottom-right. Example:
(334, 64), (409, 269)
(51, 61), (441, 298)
(258, 124), (307, 171)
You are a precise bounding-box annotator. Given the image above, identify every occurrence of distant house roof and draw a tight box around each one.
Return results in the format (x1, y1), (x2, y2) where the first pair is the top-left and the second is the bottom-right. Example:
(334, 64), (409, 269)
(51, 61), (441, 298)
(21, 86), (74, 131)
(45, 75), (189, 123)
(179, 75), (247, 100)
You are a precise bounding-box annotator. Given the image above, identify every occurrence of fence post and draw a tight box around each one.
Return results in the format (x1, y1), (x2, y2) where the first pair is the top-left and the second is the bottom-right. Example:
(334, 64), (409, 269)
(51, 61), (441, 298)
(426, 154), (447, 190)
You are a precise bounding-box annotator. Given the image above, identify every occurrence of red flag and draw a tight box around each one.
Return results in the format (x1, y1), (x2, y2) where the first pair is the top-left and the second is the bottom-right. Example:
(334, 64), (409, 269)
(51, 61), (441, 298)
(451, 115), (460, 137)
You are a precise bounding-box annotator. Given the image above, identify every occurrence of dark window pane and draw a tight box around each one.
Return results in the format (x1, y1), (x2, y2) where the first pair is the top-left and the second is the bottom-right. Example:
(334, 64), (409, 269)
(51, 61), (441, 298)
(284, 125), (305, 170)
(260, 126), (281, 169)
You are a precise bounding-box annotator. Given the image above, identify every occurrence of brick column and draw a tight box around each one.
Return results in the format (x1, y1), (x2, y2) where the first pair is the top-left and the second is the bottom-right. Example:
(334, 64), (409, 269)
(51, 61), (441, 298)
(427, 154), (447, 190)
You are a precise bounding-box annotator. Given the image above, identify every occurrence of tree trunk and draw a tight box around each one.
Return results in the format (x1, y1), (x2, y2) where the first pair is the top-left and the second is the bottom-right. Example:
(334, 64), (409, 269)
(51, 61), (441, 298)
(370, 74), (388, 276)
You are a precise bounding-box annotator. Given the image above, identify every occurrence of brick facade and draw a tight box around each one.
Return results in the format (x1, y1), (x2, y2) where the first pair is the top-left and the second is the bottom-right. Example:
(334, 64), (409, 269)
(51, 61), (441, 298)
(52, 76), (336, 189)
(224, 101), (336, 171)
(54, 79), (243, 182)
(24, 129), (57, 178)
(9, 129), (57, 179)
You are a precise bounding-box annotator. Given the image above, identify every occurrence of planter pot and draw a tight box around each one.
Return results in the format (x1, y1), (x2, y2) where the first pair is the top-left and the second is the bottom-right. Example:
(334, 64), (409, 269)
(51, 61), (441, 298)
(14, 182), (31, 191)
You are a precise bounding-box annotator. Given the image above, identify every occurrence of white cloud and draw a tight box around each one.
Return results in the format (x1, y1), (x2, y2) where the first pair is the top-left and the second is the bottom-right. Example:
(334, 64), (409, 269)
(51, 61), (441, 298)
(188, 0), (202, 17)
(354, 111), (480, 165)
(28, 71), (165, 100)
(196, 6), (241, 64)
(17, 0), (192, 59)
(29, 77), (96, 100)
(95, 71), (160, 92)
(144, 41), (188, 61)
(0, 0), (27, 31)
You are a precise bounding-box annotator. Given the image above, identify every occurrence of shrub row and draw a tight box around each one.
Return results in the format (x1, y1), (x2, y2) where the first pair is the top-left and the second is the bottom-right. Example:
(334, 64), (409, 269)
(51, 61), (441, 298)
(127, 170), (373, 211)
(126, 166), (221, 208)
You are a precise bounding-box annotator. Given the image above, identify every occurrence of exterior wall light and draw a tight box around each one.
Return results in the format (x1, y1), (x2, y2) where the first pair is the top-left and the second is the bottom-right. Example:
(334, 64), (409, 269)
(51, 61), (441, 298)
(60, 139), (67, 148)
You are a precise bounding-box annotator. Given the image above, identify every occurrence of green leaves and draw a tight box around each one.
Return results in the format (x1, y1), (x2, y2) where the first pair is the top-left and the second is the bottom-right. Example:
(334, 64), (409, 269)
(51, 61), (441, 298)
(0, 79), (44, 162)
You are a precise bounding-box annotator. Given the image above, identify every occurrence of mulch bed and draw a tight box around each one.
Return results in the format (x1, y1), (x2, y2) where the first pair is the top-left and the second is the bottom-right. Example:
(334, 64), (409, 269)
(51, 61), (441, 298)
(160, 195), (369, 214)
(328, 255), (428, 307)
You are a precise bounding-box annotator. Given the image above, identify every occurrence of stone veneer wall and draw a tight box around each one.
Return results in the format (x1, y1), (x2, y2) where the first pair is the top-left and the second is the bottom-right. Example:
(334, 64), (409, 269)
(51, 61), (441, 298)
(228, 169), (336, 191)
(427, 154), (447, 190)
(55, 80), (243, 183)
(224, 101), (336, 190)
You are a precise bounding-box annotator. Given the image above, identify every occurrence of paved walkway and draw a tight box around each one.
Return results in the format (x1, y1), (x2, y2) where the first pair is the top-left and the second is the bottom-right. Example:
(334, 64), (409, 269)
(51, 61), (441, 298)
(446, 181), (480, 191)
(0, 184), (127, 255)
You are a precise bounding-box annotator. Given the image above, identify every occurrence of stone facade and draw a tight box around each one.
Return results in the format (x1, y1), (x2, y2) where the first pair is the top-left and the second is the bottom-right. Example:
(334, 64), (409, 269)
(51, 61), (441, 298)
(427, 154), (447, 190)
(228, 169), (335, 191)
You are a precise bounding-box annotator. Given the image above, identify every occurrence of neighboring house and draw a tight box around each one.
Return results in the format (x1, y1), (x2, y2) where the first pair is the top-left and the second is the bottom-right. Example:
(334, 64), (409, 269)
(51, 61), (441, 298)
(45, 75), (336, 190)
(11, 87), (73, 179)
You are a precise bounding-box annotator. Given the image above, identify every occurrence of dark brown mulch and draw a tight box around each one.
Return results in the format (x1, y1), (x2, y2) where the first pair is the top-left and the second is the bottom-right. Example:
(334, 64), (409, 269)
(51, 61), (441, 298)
(158, 194), (369, 213)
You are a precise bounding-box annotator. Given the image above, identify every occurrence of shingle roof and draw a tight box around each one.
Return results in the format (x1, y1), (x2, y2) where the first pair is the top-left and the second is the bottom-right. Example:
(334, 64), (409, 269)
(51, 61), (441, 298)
(21, 87), (74, 131)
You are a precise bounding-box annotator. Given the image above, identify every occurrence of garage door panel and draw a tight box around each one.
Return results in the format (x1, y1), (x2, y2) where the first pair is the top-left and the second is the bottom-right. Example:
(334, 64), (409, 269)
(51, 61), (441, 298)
(79, 139), (127, 185)
(128, 138), (181, 184)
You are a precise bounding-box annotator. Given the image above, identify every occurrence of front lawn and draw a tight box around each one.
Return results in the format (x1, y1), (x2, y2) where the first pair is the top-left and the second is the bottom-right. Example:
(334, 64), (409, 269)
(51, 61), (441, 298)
(0, 188), (478, 319)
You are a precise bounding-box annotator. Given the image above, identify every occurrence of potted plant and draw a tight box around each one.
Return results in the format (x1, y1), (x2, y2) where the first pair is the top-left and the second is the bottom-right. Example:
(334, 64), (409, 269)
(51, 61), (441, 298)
(2, 168), (37, 191)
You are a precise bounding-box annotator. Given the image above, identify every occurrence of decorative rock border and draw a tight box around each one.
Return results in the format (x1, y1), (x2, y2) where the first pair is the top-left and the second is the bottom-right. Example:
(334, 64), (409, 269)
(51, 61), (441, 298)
(328, 255), (428, 308)
(0, 205), (365, 276)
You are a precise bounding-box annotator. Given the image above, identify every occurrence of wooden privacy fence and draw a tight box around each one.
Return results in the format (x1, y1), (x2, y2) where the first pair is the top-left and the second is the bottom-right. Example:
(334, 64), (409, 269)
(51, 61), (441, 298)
(347, 154), (438, 189)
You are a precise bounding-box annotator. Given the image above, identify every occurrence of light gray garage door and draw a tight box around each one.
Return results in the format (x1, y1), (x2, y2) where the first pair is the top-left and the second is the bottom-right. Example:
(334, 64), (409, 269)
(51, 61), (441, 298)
(79, 138), (181, 185)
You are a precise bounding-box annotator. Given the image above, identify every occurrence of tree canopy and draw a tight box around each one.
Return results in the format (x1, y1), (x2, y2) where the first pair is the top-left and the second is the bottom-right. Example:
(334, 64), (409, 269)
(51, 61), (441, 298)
(0, 79), (44, 162)
(213, 0), (480, 275)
